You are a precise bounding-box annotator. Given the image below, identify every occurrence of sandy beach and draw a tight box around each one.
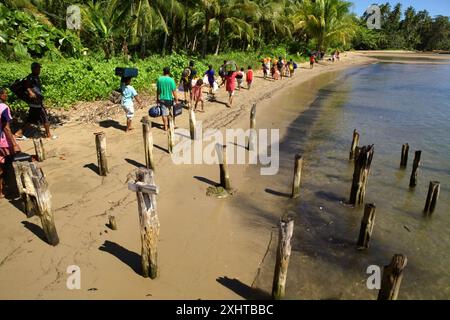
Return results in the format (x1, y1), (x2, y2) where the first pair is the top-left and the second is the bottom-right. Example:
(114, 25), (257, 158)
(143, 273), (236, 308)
(0, 51), (434, 299)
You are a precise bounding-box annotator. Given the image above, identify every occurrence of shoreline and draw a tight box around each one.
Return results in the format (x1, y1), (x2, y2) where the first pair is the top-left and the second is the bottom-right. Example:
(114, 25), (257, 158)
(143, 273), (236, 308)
(0, 51), (377, 299)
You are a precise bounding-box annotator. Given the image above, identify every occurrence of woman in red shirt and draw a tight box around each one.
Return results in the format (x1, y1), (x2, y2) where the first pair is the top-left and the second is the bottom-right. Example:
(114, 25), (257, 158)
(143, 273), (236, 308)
(223, 71), (236, 108)
(246, 66), (253, 90)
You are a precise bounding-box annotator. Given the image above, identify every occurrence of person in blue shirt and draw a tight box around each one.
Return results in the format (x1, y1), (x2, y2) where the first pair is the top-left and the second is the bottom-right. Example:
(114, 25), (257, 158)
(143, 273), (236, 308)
(204, 65), (216, 98)
(121, 77), (142, 132)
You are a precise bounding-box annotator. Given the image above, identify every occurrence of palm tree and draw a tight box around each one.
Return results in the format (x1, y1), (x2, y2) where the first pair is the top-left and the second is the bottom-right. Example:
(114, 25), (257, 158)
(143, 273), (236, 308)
(198, 0), (220, 58)
(292, 0), (356, 52)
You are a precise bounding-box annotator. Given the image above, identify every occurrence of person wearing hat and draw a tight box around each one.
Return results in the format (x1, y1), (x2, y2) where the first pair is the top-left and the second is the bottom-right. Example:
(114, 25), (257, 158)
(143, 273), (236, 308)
(15, 62), (56, 140)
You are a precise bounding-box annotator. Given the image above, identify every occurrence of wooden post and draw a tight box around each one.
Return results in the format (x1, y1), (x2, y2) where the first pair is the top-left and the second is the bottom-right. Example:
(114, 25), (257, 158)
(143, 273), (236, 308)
(189, 107), (196, 140)
(290, 154), (303, 199)
(400, 143), (409, 168)
(378, 254), (408, 300)
(108, 215), (118, 230)
(167, 116), (175, 154)
(12, 161), (37, 217)
(424, 181), (440, 216)
(218, 144), (231, 191)
(141, 116), (155, 170)
(128, 168), (160, 279)
(94, 132), (108, 176)
(33, 138), (46, 162)
(349, 129), (360, 160)
(272, 215), (294, 300)
(357, 203), (376, 250)
(349, 145), (375, 206)
(409, 151), (421, 188)
(29, 163), (59, 246)
(248, 104), (257, 151)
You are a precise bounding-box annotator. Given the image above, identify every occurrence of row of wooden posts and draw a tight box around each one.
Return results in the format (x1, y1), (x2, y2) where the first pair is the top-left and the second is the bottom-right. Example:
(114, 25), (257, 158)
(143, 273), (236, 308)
(13, 105), (438, 300)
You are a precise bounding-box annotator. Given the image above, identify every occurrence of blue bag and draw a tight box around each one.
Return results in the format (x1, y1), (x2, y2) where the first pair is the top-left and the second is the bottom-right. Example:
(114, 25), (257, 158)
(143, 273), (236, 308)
(149, 105), (161, 118)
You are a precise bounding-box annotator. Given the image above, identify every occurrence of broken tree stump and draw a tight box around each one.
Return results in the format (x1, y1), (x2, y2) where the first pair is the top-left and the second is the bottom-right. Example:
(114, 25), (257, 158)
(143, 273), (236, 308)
(290, 154), (303, 199)
(108, 215), (118, 230)
(29, 163), (59, 246)
(424, 181), (440, 216)
(141, 116), (155, 170)
(218, 144), (231, 191)
(400, 143), (409, 168)
(378, 254), (408, 300)
(128, 168), (160, 279)
(409, 151), (422, 188)
(349, 129), (360, 160)
(357, 203), (376, 250)
(248, 104), (257, 151)
(33, 138), (46, 162)
(349, 145), (375, 206)
(12, 161), (38, 217)
(189, 107), (196, 140)
(272, 215), (294, 300)
(94, 132), (108, 176)
(167, 116), (175, 154)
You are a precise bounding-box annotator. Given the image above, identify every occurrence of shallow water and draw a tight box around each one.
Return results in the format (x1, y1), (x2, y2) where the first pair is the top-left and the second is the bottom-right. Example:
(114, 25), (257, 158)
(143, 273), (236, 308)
(265, 63), (450, 299)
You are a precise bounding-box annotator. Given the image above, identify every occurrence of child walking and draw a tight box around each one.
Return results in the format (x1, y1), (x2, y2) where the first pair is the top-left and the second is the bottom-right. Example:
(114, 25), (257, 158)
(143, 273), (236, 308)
(191, 79), (205, 113)
(120, 77), (142, 132)
(236, 67), (245, 90)
(246, 66), (253, 90)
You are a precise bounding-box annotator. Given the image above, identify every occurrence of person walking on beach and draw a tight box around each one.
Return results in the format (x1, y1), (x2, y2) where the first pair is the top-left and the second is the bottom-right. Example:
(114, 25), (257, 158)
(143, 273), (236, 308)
(236, 67), (245, 90)
(120, 77), (142, 132)
(204, 64), (216, 98)
(191, 79), (205, 113)
(246, 66), (253, 90)
(221, 69), (236, 108)
(0, 88), (21, 198)
(180, 60), (197, 106)
(262, 60), (268, 79)
(310, 54), (316, 69)
(219, 60), (227, 83)
(277, 57), (284, 80)
(15, 62), (56, 140)
(157, 67), (178, 131)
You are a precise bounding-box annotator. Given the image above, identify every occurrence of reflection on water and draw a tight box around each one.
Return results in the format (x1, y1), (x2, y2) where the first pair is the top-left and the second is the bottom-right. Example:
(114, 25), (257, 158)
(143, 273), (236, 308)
(279, 63), (450, 299)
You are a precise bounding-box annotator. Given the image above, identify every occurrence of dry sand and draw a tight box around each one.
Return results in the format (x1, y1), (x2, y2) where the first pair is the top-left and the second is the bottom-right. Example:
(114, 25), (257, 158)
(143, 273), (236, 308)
(0, 51), (379, 299)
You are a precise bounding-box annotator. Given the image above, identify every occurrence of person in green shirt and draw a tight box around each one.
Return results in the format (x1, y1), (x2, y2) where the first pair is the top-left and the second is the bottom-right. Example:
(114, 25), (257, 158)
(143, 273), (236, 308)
(156, 67), (178, 131)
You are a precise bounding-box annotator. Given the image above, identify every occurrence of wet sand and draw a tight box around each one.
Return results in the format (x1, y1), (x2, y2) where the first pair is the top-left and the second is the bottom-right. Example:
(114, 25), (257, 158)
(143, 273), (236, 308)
(0, 52), (377, 299)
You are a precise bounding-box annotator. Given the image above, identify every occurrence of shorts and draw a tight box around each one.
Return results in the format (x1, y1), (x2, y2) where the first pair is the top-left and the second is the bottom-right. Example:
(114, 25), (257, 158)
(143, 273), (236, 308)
(27, 106), (49, 124)
(122, 103), (134, 119)
(182, 79), (192, 92)
(160, 100), (173, 117)
(228, 90), (235, 97)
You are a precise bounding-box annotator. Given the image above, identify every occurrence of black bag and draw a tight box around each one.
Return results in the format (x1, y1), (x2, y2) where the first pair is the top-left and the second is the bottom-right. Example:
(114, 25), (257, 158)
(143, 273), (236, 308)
(115, 67), (139, 78)
(10, 78), (30, 103)
(173, 103), (183, 117)
(12, 152), (32, 162)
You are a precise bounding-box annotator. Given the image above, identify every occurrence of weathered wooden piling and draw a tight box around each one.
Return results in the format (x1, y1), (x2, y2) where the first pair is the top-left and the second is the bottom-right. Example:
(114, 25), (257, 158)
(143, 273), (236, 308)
(400, 143), (409, 168)
(409, 151), (421, 188)
(357, 203), (376, 250)
(349, 129), (360, 160)
(248, 104), (257, 151)
(189, 107), (196, 140)
(12, 161), (37, 217)
(290, 154), (303, 199)
(424, 181), (440, 216)
(33, 138), (46, 162)
(128, 168), (160, 279)
(108, 215), (118, 230)
(167, 116), (175, 154)
(29, 163), (59, 246)
(272, 215), (294, 300)
(141, 116), (155, 170)
(218, 145), (231, 191)
(94, 132), (108, 176)
(378, 254), (408, 300)
(349, 145), (375, 206)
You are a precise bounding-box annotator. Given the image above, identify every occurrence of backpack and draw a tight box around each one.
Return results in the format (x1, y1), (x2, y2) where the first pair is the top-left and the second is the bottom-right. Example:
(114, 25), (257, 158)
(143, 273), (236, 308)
(10, 78), (30, 103)
(293, 62), (298, 69)
(182, 68), (191, 79)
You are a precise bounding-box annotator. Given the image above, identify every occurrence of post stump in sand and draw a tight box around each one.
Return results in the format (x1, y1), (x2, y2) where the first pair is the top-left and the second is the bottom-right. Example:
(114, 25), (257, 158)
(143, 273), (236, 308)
(33, 138), (46, 162)
(349, 145), (374, 206)
(248, 104), (257, 151)
(108, 215), (118, 230)
(424, 181), (440, 216)
(189, 107), (196, 140)
(94, 132), (108, 176)
(357, 203), (376, 250)
(128, 168), (160, 279)
(400, 144), (409, 168)
(272, 215), (294, 300)
(290, 154), (303, 199)
(168, 116), (175, 154)
(349, 129), (360, 161)
(378, 254), (407, 300)
(218, 144), (231, 191)
(409, 151), (421, 188)
(141, 116), (155, 170)
(12, 161), (37, 217)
